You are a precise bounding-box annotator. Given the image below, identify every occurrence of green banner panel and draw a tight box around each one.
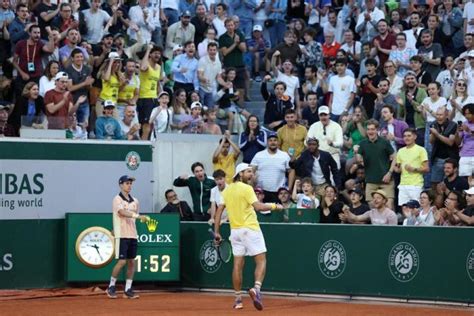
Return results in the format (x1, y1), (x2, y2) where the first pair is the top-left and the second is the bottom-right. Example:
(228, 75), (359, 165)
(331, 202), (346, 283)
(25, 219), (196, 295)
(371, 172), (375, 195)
(180, 223), (474, 303)
(0, 220), (65, 289)
(65, 213), (180, 282)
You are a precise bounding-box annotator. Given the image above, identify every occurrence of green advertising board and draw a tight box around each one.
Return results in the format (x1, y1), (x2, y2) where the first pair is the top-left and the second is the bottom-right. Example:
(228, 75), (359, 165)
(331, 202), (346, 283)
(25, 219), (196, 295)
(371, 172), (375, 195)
(65, 213), (180, 282)
(181, 223), (474, 303)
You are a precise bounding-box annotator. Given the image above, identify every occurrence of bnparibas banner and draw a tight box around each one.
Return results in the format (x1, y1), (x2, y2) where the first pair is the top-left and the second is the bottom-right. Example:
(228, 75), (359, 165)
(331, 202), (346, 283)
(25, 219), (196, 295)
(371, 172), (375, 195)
(0, 139), (153, 219)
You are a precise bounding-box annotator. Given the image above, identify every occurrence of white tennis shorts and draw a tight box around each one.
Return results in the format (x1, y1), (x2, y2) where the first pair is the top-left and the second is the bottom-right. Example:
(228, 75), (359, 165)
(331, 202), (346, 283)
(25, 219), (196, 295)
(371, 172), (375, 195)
(398, 185), (423, 206)
(229, 227), (267, 257)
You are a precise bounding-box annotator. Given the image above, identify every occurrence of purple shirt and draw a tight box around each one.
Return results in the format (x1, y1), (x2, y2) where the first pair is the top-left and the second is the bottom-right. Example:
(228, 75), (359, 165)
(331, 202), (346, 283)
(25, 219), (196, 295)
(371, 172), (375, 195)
(460, 122), (474, 157)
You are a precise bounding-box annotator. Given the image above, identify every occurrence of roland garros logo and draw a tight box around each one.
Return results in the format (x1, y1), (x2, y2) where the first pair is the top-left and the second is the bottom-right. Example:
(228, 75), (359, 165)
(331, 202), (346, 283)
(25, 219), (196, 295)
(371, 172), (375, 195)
(318, 240), (346, 279)
(389, 242), (420, 282)
(199, 240), (221, 273)
(467, 249), (474, 282)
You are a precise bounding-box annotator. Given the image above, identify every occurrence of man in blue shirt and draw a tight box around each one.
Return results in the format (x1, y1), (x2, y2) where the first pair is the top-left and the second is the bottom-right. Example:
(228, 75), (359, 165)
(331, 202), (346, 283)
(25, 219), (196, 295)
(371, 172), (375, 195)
(171, 40), (199, 94)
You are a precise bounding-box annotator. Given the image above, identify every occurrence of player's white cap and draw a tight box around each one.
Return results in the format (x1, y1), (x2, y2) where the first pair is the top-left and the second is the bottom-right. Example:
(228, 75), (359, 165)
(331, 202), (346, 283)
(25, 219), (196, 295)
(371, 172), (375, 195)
(233, 163), (253, 179)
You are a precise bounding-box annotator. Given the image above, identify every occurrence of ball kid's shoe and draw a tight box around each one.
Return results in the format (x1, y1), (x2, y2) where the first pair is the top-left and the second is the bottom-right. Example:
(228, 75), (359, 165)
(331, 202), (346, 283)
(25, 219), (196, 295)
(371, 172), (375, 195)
(233, 298), (243, 309)
(123, 288), (139, 299)
(106, 286), (117, 299)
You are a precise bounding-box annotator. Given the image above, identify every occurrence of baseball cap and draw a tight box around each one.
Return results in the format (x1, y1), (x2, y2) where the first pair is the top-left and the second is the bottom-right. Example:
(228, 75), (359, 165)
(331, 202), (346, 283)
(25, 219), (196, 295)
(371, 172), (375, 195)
(103, 100), (116, 108)
(267, 132), (278, 139)
(371, 189), (388, 200)
(349, 188), (364, 197)
(108, 52), (122, 60)
(253, 25), (263, 32)
(318, 105), (330, 115)
(190, 101), (202, 109)
(233, 163), (253, 179)
(465, 187), (474, 195)
(306, 137), (319, 144)
(403, 199), (420, 209)
(181, 10), (191, 17)
(468, 51), (474, 59)
(54, 72), (69, 81)
(119, 175), (136, 184)
(158, 91), (169, 98)
(173, 44), (183, 52)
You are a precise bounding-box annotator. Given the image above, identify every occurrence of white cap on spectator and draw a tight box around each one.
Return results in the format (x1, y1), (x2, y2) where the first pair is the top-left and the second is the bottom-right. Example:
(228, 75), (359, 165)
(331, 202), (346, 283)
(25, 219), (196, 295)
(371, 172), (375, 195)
(54, 72), (69, 81)
(253, 25), (263, 32)
(233, 163), (253, 179)
(468, 51), (474, 58)
(318, 105), (330, 115)
(103, 100), (116, 108)
(108, 52), (121, 60)
(0, 104), (11, 111)
(173, 44), (183, 52)
(190, 101), (202, 110)
(465, 187), (474, 195)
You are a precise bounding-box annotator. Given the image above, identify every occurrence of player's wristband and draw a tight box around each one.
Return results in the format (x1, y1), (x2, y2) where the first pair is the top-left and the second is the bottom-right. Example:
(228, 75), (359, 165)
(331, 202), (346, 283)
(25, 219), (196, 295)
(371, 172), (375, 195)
(132, 213), (139, 219)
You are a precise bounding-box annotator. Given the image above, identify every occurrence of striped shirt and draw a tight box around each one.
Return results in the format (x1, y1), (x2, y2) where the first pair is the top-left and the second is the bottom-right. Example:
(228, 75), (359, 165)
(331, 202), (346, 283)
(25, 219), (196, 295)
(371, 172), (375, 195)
(251, 149), (290, 192)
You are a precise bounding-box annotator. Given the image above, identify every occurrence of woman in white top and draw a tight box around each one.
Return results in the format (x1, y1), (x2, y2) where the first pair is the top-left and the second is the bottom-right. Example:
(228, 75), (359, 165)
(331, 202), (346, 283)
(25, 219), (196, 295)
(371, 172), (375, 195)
(383, 60), (403, 96)
(449, 79), (474, 123)
(149, 91), (173, 139)
(39, 60), (60, 97)
(402, 190), (436, 226)
(436, 55), (457, 99)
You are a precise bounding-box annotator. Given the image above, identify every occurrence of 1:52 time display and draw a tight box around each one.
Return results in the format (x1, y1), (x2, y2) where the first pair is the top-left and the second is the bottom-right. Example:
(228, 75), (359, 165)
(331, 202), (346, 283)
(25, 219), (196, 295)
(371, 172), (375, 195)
(135, 254), (170, 273)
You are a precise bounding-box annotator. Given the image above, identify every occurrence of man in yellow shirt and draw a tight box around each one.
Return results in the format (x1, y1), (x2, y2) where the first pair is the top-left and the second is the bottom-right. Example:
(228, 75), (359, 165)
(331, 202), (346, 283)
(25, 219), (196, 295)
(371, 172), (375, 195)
(277, 109), (307, 158)
(138, 44), (162, 140)
(395, 128), (429, 206)
(212, 131), (241, 184)
(214, 163), (283, 311)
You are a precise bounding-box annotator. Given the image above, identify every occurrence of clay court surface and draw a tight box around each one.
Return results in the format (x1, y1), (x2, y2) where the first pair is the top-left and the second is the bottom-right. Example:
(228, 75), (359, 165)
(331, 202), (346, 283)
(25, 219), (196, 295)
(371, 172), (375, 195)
(0, 289), (473, 316)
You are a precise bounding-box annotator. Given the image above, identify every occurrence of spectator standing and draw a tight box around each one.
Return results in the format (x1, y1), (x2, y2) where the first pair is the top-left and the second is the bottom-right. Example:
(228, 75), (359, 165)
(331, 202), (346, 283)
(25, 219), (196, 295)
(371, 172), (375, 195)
(251, 133), (291, 203)
(395, 128), (429, 206)
(404, 12), (424, 50)
(355, 119), (396, 209)
(138, 44), (162, 140)
(44, 72), (84, 129)
(289, 137), (340, 197)
(34, 0), (59, 40)
(59, 29), (91, 68)
(439, 0), (463, 54)
(261, 76), (294, 130)
(82, 0), (113, 45)
(128, 0), (160, 46)
(212, 3), (228, 38)
(207, 169), (229, 224)
(379, 105), (409, 151)
(12, 25), (55, 96)
(449, 79), (474, 123)
(160, 0), (180, 27)
(164, 11), (196, 59)
(219, 18), (247, 105)
(277, 109), (307, 159)
(161, 189), (194, 221)
(322, 31), (341, 61)
(267, 0), (287, 47)
(239, 115), (267, 163)
(172, 41), (199, 93)
(212, 131), (241, 184)
(39, 60), (59, 98)
(197, 42), (224, 108)
(457, 104), (474, 178)
(149, 91), (173, 138)
(306, 106), (344, 168)
(173, 162), (216, 221)
(417, 29), (444, 80)
(247, 24), (271, 81)
(429, 107), (459, 188)
(355, 0), (384, 44)
(301, 91), (320, 127)
(191, 3), (212, 47)
(358, 58), (380, 119)
(8, 4), (30, 48)
(389, 32), (418, 77)
(271, 53), (300, 109)
(117, 59), (140, 121)
(97, 52), (125, 118)
(372, 19), (396, 69)
(65, 49), (94, 126)
(327, 58), (356, 121)
(197, 27), (217, 59)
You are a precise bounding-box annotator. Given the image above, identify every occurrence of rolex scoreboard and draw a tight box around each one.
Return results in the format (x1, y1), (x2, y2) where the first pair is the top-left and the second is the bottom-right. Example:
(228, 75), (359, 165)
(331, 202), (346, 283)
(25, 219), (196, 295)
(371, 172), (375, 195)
(65, 213), (180, 282)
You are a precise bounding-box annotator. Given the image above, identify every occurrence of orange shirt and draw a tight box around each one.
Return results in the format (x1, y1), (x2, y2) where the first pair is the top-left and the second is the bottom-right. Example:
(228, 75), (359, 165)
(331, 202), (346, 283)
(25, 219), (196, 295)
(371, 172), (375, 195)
(112, 193), (140, 239)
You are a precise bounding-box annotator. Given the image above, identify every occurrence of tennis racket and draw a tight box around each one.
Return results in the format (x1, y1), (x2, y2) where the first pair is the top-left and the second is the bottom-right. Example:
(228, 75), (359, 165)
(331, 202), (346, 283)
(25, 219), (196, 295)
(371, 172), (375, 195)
(208, 228), (232, 263)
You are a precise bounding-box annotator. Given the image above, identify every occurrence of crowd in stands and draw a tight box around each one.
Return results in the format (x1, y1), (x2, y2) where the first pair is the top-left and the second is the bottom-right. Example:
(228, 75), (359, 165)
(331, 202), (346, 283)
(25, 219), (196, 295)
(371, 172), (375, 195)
(0, 0), (474, 225)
